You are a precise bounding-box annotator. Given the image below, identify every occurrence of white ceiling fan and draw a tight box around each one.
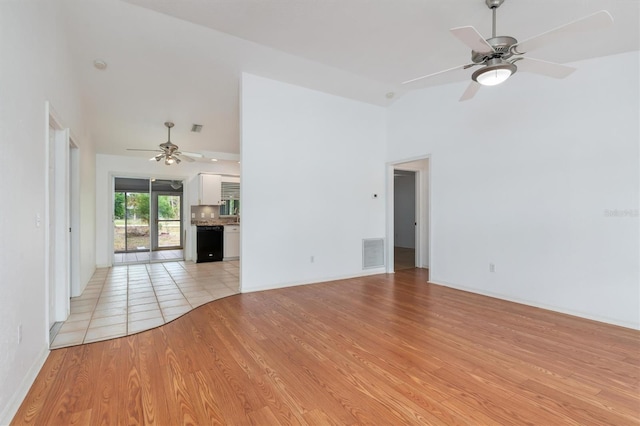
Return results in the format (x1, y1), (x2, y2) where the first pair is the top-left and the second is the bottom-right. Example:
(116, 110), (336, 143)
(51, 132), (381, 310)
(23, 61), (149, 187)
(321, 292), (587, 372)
(127, 122), (203, 165)
(402, 0), (614, 101)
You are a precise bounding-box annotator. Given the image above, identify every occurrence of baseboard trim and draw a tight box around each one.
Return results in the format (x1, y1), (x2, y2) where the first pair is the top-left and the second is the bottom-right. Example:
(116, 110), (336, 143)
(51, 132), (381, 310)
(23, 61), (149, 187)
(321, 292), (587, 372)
(428, 278), (640, 331)
(0, 346), (49, 425)
(241, 268), (387, 293)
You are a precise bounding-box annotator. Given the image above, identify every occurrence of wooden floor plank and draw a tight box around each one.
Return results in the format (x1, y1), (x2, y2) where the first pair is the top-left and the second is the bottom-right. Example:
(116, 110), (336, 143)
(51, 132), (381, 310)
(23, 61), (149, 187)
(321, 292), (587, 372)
(11, 269), (640, 425)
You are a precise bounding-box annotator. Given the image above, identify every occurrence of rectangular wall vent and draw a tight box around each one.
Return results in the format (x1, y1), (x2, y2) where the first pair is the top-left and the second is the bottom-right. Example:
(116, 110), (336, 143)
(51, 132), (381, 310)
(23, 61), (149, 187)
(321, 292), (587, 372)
(191, 124), (203, 133)
(363, 238), (385, 269)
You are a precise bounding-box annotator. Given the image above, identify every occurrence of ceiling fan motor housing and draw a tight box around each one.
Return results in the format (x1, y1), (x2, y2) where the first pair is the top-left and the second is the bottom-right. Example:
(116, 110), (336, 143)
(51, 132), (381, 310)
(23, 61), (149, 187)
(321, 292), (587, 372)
(159, 141), (179, 154)
(486, 0), (505, 8)
(471, 35), (518, 63)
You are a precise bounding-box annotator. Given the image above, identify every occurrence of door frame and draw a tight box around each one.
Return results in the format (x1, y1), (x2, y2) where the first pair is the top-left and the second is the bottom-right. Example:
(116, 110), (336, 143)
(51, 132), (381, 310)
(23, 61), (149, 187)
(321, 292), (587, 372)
(386, 156), (431, 273)
(45, 102), (71, 336)
(69, 137), (81, 297)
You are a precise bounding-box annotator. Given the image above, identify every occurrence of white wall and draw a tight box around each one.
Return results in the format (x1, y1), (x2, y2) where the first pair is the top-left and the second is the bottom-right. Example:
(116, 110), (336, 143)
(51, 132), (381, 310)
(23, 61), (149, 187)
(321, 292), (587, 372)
(0, 0), (95, 423)
(95, 154), (240, 266)
(241, 73), (387, 291)
(388, 51), (640, 329)
(78, 141), (97, 292)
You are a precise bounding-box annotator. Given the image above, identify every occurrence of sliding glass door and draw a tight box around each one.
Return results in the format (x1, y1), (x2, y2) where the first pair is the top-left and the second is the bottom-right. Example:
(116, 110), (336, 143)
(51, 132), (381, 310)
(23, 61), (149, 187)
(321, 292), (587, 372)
(113, 177), (184, 264)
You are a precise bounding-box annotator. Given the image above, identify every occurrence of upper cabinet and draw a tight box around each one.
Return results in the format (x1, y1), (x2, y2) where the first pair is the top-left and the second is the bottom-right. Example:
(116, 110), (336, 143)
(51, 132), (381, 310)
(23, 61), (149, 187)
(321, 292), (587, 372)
(199, 174), (222, 205)
(198, 174), (241, 206)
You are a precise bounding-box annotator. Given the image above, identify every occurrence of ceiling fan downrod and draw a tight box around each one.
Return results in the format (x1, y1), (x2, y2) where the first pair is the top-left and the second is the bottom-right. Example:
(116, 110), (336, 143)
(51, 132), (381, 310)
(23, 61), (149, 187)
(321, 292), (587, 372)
(486, 0), (505, 38)
(165, 121), (174, 141)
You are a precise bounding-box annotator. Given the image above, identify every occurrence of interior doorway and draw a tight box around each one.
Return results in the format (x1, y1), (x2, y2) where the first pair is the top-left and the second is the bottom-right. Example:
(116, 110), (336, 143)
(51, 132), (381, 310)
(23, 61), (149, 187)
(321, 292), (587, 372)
(388, 158), (430, 273)
(113, 177), (184, 264)
(394, 170), (416, 270)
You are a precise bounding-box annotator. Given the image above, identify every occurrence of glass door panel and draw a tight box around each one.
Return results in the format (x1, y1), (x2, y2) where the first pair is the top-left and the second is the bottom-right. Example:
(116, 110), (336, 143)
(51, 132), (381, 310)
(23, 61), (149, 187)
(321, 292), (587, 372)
(125, 192), (150, 252)
(156, 194), (182, 249)
(113, 177), (151, 264)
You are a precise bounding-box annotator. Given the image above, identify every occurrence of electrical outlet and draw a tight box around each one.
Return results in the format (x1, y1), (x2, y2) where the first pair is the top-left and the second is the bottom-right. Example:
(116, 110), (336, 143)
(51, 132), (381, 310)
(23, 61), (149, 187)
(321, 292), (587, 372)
(489, 263), (496, 273)
(191, 213), (195, 219)
(200, 212), (205, 218)
(210, 213), (214, 218)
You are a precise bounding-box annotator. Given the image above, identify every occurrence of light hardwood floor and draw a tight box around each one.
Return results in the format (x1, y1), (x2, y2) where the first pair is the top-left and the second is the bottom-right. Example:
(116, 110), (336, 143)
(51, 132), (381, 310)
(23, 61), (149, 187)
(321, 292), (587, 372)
(13, 269), (640, 425)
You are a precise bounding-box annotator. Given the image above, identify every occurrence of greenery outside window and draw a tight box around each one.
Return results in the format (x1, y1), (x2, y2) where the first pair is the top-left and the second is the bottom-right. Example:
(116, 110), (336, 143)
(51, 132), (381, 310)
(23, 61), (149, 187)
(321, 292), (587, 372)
(220, 199), (240, 216)
(219, 181), (240, 216)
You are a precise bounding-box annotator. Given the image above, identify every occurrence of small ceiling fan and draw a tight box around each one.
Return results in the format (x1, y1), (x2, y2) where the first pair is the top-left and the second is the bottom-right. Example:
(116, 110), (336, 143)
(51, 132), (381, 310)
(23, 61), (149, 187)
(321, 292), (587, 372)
(127, 122), (203, 165)
(402, 0), (614, 101)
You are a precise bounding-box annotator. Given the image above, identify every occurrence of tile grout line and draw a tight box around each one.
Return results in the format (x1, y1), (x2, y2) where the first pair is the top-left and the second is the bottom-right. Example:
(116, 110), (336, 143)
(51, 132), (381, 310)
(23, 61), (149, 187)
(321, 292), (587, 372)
(145, 263), (167, 328)
(163, 261), (194, 315)
(80, 268), (109, 345)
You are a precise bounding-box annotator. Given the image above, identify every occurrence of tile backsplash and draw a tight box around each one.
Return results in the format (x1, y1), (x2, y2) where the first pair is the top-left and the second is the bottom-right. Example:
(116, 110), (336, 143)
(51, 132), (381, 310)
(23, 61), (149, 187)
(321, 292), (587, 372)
(191, 205), (219, 220)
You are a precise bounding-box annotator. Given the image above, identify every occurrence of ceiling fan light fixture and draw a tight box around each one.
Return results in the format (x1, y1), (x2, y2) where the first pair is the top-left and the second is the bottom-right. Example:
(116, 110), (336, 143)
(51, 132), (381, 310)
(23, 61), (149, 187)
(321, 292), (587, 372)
(472, 59), (517, 86)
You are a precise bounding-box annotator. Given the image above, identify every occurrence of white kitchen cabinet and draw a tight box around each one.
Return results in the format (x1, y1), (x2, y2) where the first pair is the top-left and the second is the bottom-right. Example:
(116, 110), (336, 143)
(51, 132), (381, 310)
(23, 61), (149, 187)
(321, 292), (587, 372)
(224, 225), (240, 260)
(199, 174), (222, 205)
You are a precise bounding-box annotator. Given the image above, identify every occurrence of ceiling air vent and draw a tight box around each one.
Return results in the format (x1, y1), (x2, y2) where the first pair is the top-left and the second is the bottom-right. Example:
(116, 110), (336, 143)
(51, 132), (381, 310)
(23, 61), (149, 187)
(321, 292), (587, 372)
(363, 238), (385, 269)
(191, 124), (203, 133)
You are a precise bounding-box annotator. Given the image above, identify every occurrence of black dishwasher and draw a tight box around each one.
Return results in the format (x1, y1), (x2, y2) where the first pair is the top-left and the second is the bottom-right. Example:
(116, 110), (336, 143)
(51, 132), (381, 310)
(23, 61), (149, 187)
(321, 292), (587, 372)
(196, 226), (224, 263)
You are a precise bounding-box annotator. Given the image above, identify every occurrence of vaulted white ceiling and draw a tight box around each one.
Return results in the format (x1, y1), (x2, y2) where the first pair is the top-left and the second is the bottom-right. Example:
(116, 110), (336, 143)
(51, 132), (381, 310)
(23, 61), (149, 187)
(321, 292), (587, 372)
(61, 0), (639, 160)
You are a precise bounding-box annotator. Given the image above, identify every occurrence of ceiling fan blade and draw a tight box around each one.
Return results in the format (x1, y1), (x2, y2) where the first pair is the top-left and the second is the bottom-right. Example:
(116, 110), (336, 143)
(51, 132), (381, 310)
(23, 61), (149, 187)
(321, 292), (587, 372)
(450, 26), (495, 54)
(513, 10), (613, 54)
(176, 153), (195, 163)
(127, 148), (162, 153)
(516, 58), (576, 79)
(459, 81), (481, 102)
(180, 151), (203, 158)
(402, 63), (473, 84)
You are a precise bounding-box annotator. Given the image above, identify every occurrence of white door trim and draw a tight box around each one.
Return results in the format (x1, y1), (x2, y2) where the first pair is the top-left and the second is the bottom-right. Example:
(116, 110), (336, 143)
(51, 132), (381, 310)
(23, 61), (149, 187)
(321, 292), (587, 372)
(45, 102), (71, 340)
(69, 136), (81, 297)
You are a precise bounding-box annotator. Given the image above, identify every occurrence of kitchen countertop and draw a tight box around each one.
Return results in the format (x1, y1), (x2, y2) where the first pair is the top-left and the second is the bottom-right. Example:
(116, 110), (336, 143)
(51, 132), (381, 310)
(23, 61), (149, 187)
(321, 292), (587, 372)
(192, 220), (240, 226)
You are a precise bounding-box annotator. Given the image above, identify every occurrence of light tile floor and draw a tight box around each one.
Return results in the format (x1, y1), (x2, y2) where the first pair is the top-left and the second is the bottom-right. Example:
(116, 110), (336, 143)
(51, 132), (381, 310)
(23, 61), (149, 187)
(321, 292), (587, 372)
(51, 260), (239, 349)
